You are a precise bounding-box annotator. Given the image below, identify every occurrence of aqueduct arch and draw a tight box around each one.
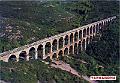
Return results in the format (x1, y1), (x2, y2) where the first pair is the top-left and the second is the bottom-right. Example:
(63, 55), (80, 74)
(59, 37), (64, 49)
(37, 44), (43, 59)
(74, 31), (78, 42)
(93, 25), (96, 33)
(90, 26), (93, 34)
(52, 53), (57, 60)
(79, 30), (82, 39)
(69, 45), (73, 54)
(29, 47), (35, 60)
(8, 55), (17, 62)
(82, 39), (86, 51)
(58, 50), (63, 60)
(19, 51), (27, 61)
(64, 47), (68, 55)
(45, 42), (51, 55)
(78, 41), (82, 53)
(70, 33), (74, 44)
(87, 27), (89, 35)
(96, 24), (99, 33)
(83, 29), (87, 37)
(64, 35), (69, 45)
(74, 43), (78, 55)
(52, 39), (57, 51)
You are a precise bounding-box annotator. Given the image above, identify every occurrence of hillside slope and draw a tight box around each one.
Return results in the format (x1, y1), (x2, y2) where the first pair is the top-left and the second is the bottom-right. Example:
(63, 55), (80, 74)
(0, 1), (118, 52)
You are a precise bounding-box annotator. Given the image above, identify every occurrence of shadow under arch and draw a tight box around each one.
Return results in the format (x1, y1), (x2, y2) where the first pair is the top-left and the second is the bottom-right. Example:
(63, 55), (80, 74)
(58, 50), (63, 60)
(19, 51), (27, 61)
(64, 47), (68, 55)
(29, 47), (35, 60)
(8, 55), (17, 62)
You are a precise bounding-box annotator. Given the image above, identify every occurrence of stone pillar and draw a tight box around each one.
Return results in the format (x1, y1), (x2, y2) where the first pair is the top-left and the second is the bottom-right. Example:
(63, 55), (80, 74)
(84, 39), (87, 50)
(15, 52), (20, 62)
(50, 43), (53, 59)
(62, 49), (64, 56)
(50, 43), (52, 53)
(57, 39), (59, 50)
(81, 30), (83, 39)
(43, 44), (45, 59)
(26, 53), (29, 61)
(16, 58), (19, 62)
(73, 33), (74, 43)
(92, 27), (93, 35)
(50, 54), (52, 60)
(77, 31), (79, 41)
(73, 44), (74, 54)
(93, 26), (96, 36)
(89, 27), (90, 35)
(56, 52), (59, 59)
(85, 28), (87, 37)
(35, 48), (38, 59)
(77, 43), (78, 54)
(81, 40), (83, 51)
(3, 56), (9, 62)
(68, 34), (70, 45)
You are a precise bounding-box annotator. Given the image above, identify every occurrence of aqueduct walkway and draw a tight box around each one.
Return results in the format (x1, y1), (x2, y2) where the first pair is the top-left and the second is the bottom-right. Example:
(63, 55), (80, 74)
(0, 16), (116, 62)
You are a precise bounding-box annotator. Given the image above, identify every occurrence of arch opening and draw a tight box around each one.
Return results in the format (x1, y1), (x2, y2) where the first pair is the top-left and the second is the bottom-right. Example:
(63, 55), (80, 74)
(69, 45), (73, 54)
(99, 23), (102, 32)
(58, 50), (63, 60)
(82, 39), (86, 51)
(8, 55), (17, 62)
(87, 28), (89, 35)
(37, 45), (43, 59)
(90, 36), (93, 42)
(45, 42), (51, 55)
(29, 47), (35, 60)
(74, 32), (78, 42)
(83, 29), (86, 37)
(70, 33), (73, 44)
(59, 37), (63, 49)
(102, 22), (104, 27)
(78, 41), (81, 54)
(52, 53), (57, 60)
(90, 26), (93, 34)
(79, 30), (82, 39)
(64, 48), (68, 55)
(52, 39), (57, 52)
(74, 43), (78, 55)
(96, 24), (99, 33)
(19, 51), (27, 61)
(65, 35), (69, 45)
(93, 25), (96, 33)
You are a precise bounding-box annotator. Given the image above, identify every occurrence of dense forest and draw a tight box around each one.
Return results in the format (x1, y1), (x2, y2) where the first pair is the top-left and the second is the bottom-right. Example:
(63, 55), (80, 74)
(0, 0), (119, 83)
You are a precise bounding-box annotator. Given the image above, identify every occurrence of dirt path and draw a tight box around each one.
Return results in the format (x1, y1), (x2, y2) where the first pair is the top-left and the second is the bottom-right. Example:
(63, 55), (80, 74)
(51, 60), (98, 83)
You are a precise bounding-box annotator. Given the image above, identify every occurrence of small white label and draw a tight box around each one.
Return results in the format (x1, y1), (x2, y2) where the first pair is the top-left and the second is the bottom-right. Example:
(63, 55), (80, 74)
(90, 76), (116, 80)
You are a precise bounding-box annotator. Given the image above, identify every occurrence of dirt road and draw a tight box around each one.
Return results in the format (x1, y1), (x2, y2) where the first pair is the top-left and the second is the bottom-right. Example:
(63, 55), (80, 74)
(51, 60), (98, 83)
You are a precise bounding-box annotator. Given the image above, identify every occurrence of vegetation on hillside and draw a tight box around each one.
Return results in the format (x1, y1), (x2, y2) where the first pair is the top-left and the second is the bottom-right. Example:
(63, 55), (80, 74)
(0, 1), (118, 52)
(0, 60), (89, 83)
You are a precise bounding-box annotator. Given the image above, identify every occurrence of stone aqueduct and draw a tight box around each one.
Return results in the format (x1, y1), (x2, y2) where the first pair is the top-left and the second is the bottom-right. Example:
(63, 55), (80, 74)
(0, 16), (116, 62)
